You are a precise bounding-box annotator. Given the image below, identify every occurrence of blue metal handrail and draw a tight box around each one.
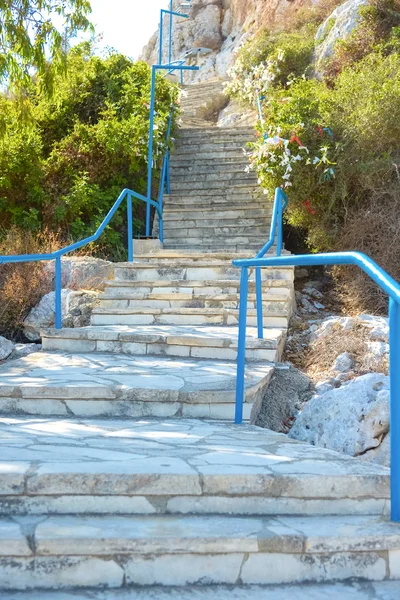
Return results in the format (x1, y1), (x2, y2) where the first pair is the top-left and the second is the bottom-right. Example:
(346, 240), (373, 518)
(0, 188), (157, 329)
(254, 187), (288, 339)
(232, 248), (400, 522)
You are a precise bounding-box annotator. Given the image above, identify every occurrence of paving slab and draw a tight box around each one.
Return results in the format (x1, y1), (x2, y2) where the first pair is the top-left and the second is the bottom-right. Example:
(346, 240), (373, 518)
(0, 418), (390, 516)
(1, 582), (400, 599)
(0, 352), (273, 412)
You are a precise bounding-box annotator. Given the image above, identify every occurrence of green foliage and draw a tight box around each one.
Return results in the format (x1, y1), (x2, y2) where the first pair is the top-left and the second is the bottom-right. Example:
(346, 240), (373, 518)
(226, 0), (400, 253)
(0, 0), (93, 129)
(225, 29), (315, 104)
(0, 44), (179, 256)
(325, 0), (400, 79)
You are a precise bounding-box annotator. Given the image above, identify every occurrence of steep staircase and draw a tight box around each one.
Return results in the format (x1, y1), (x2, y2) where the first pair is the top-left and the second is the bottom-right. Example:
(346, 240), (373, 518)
(0, 79), (398, 595)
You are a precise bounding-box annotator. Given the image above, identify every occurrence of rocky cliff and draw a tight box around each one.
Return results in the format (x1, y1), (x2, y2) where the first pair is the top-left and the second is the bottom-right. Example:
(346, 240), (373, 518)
(140, 0), (316, 82)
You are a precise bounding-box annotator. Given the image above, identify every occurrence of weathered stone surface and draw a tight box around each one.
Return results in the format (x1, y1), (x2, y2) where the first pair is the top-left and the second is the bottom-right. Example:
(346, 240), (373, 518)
(1, 582), (400, 599)
(44, 256), (113, 290)
(315, 0), (368, 73)
(0, 337), (13, 361)
(290, 373), (390, 465)
(23, 290), (98, 341)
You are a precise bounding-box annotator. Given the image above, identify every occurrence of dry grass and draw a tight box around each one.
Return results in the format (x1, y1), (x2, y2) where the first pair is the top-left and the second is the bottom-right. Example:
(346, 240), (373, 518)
(285, 319), (388, 384)
(334, 193), (400, 315)
(0, 228), (63, 340)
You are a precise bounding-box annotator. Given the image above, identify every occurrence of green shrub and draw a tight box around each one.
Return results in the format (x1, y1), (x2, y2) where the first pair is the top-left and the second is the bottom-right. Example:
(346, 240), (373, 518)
(0, 43), (178, 257)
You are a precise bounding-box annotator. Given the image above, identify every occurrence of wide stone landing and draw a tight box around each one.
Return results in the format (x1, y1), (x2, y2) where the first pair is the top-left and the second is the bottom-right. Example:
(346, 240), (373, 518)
(1, 582), (400, 599)
(0, 417), (389, 517)
(0, 352), (274, 420)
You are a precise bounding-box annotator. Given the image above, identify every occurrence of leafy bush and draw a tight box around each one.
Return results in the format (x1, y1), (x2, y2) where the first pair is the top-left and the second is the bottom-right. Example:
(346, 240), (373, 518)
(0, 43), (179, 256)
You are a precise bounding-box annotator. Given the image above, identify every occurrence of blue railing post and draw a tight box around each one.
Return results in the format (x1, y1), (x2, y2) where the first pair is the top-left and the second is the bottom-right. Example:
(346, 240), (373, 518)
(235, 267), (249, 424)
(277, 190), (283, 257)
(127, 191), (133, 262)
(255, 268), (263, 339)
(389, 298), (400, 522)
(169, 0), (173, 64)
(55, 256), (62, 329)
(146, 66), (157, 237)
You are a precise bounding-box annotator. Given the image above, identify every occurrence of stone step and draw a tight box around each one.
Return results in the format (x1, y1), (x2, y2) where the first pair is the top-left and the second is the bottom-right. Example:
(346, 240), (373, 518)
(3, 582), (400, 599)
(0, 513), (397, 589)
(162, 239), (270, 250)
(113, 263), (294, 283)
(170, 156), (252, 167)
(170, 172), (256, 184)
(97, 293), (290, 314)
(178, 126), (254, 137)
(170, 163), (250, 175)
(163, 228), (270, 241)
(163, 218), (270, 230)
(163, 207), (271, 219)
(42, 324), (285, 362)
(0, 417), (389, 516)
(164, 193), (264, 204)
(0, 354), (274, 420)
(175, 137), (255, 149)
(172, 144), (248, 154)
(171, 181), (255, 192)
(90, 306), (288, 328)
(103, 278), (293, 295)
(166, 185), (259, 197)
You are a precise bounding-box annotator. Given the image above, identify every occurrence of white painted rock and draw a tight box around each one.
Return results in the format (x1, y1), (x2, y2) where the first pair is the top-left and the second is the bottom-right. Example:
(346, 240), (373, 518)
(23, 290), (99, 341)
(44, 257), (113, 291)
(289, 373), (390, 464)
(315, 0), (368, 72)
(0, 336), (13, 361)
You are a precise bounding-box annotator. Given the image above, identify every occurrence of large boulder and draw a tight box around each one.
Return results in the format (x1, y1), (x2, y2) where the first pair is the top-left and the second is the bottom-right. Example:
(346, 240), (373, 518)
(0, 336), (13, 361)
(315, 0), (368, 73)
(289, 373), (390, 465)
(23, 289), (99, 341)
(44, 257), (113, 291)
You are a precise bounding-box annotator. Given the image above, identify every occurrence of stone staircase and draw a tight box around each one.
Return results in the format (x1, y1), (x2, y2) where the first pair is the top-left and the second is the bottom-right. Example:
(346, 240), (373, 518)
(0, 79), (398, 595)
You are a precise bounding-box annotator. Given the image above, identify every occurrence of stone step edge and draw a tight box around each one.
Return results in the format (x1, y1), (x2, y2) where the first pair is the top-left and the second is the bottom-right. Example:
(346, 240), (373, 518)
(40, 326), (283, 349)
(115, 262), (294, 270)
(1, 514), (398, 558)
(91, 307), (289, 317)
(99, 293), (289, 303)
(104, 279), (294, 289)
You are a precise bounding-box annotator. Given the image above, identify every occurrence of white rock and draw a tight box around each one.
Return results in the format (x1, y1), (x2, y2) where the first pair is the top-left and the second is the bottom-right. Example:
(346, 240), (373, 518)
(310, 316), (354, 341)
(11, 344), (41, 359)
(315, 0), (368, 72)
(289, 373), (390, 463)
(333, 352), (354, 373)
(23, 290), (99, 341)
(0, 336), (13, 361)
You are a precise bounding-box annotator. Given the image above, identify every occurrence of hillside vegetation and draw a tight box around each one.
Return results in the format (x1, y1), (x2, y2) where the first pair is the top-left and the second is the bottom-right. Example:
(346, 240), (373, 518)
(226, 0), (400, 312)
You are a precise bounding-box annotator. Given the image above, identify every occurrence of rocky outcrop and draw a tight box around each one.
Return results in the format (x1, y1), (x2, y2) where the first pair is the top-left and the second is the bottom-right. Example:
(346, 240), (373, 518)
(23, 290), (99, 341)
(314, 0), (368, 73)
(140, 0), (317, 83)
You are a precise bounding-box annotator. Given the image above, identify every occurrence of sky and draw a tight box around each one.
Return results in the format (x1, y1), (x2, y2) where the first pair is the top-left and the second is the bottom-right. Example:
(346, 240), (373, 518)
(88, 0), (169, 60)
